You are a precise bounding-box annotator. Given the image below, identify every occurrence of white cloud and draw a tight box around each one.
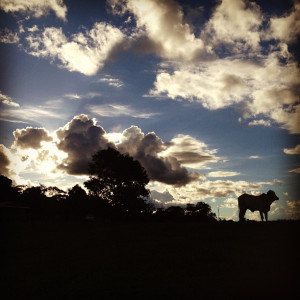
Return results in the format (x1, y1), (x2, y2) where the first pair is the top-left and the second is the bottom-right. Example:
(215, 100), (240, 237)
(202, 0), (262, 53)
(0, 0), (67, 20)
(249, 155), (261, 159)
(248, 119), (271, 127)
(25, 23), (124, 76)
(265, 2), (300, 44)
(150, 47), (300, 133)
(150, 58), (252, 109)
(87, 104), (158, 119)
(289, 168), (300, 174)
(0, 28), (19, 44)
(221, 197), (237, 209)
(207, 171), (240, 178)
(286, 200), (300, 219)
(149, 178), (278, 207)
(284, 145), (300, 155)
(0, 104), (65, 124)
(109, 0), (207, 60)
(99, 75), (124, 88)
(160, 134), (218, 169)
(0, 92), (20, 107)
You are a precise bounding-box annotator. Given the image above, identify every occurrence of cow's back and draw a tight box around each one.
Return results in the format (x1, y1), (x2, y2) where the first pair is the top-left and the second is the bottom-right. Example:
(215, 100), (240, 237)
(238, 193), (264, 212)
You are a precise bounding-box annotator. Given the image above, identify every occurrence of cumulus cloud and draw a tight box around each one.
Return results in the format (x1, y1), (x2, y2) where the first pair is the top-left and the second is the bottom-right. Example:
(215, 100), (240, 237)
(5, 114), (218, 186)
(150, 47), (300, 133)
(159, 134), (218, 169)
(150, 59), (252, 109)
(0, 144), (12, 177)
(135, 0), (300, 134)
(108, 0), (206, 60)
(202, 0), (262, 53)
(25, 23), (124, 75)
(56, 114), (113, 175)
(117, 126), (201, 186)
(265, 2), (300, 44)
(13, 127), (52, 149)
(0, 0), (67, 20)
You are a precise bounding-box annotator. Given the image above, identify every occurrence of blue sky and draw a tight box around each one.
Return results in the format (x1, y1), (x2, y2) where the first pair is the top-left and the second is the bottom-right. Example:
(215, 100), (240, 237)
(0, 0), (299, 220)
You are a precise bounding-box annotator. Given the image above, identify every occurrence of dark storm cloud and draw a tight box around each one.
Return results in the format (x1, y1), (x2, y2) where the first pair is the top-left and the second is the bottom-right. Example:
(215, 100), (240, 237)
(0, 144), (11, 177)
(117, 126), (200, 186)
(13, 127), (53, 149)
(56, 114), (114, 175)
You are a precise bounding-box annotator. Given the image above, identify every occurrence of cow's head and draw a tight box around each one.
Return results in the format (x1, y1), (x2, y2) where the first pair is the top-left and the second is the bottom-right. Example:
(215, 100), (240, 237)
(267, 190), (279, 201)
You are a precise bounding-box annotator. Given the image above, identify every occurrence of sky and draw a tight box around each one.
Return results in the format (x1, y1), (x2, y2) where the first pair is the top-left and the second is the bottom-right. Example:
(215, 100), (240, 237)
(0, 0), (299, 220)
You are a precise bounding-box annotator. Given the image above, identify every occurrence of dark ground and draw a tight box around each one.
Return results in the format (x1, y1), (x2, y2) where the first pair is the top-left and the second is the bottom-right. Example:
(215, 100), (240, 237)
(1, 220), (299, 299)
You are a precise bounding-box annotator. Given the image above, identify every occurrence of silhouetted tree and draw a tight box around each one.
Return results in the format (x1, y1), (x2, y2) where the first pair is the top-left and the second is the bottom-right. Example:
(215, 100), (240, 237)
(84, 147), (151, 217)
(20, 185), (48, 217)
(63, 184), (88, 218)
(185, 201), (217, 221)
(0, 175), (20, 201)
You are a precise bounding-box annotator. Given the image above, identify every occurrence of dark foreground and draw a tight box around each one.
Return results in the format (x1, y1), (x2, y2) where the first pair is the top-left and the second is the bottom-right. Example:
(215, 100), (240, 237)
(1, 220), (299, 299)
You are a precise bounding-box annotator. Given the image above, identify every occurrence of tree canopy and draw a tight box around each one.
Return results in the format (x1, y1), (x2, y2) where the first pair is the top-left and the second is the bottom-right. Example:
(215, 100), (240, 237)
(84, 147), (151, 216)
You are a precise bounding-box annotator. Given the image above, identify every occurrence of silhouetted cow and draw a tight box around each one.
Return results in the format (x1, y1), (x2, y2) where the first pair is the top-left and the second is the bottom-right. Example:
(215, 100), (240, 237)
(238, 190), (279, 222)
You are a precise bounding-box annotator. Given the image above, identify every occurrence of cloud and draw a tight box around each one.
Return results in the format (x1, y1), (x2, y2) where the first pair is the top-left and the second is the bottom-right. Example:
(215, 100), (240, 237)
(117, 126), (201, 186)
(0, 144), (12, 177)
(13, 127), (53, 149)
(0, 103), (65, 125)
(149, 178), (279, 207)
(25, 23), (124, 75)
(150, 190), (175, 206)
(221, 197), (237, 209)
(127, 0), (298, 134)
(159, 134), (218, 169)
(87, 104), (158, 119)
(0, 0), (67, 20)
(248, 119), (271, 127)
(56, 114), (114, 175)
(0, 144), (27, 183)
(207, 171), (240, 178)
(0, 92), (20, 107)
(108, 0), (206, 60)
(99, 75), (124, 88)
(202, 0), (262, 53)
(284, 145), (300, 155)
(289, 168), (300, 174)
(150, 47), (300, 133)
(150, 59), (252, 110)
(0, 28), (19, 44)
(265, 2), (300, 44)
(249, 155), (260, 159)
(4, 115), (217, 186)
(286, 200), (300, 219)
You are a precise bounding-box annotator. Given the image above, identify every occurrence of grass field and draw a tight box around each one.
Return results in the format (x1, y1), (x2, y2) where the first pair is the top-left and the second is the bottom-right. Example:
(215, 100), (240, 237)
(1, 220), (299, 299)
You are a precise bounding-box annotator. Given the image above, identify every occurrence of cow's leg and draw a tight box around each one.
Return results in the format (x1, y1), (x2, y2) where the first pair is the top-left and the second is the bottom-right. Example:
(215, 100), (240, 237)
(264, 212), (268, 222)
(239, 208), (246, 222)
(259, 211), (264, 221)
